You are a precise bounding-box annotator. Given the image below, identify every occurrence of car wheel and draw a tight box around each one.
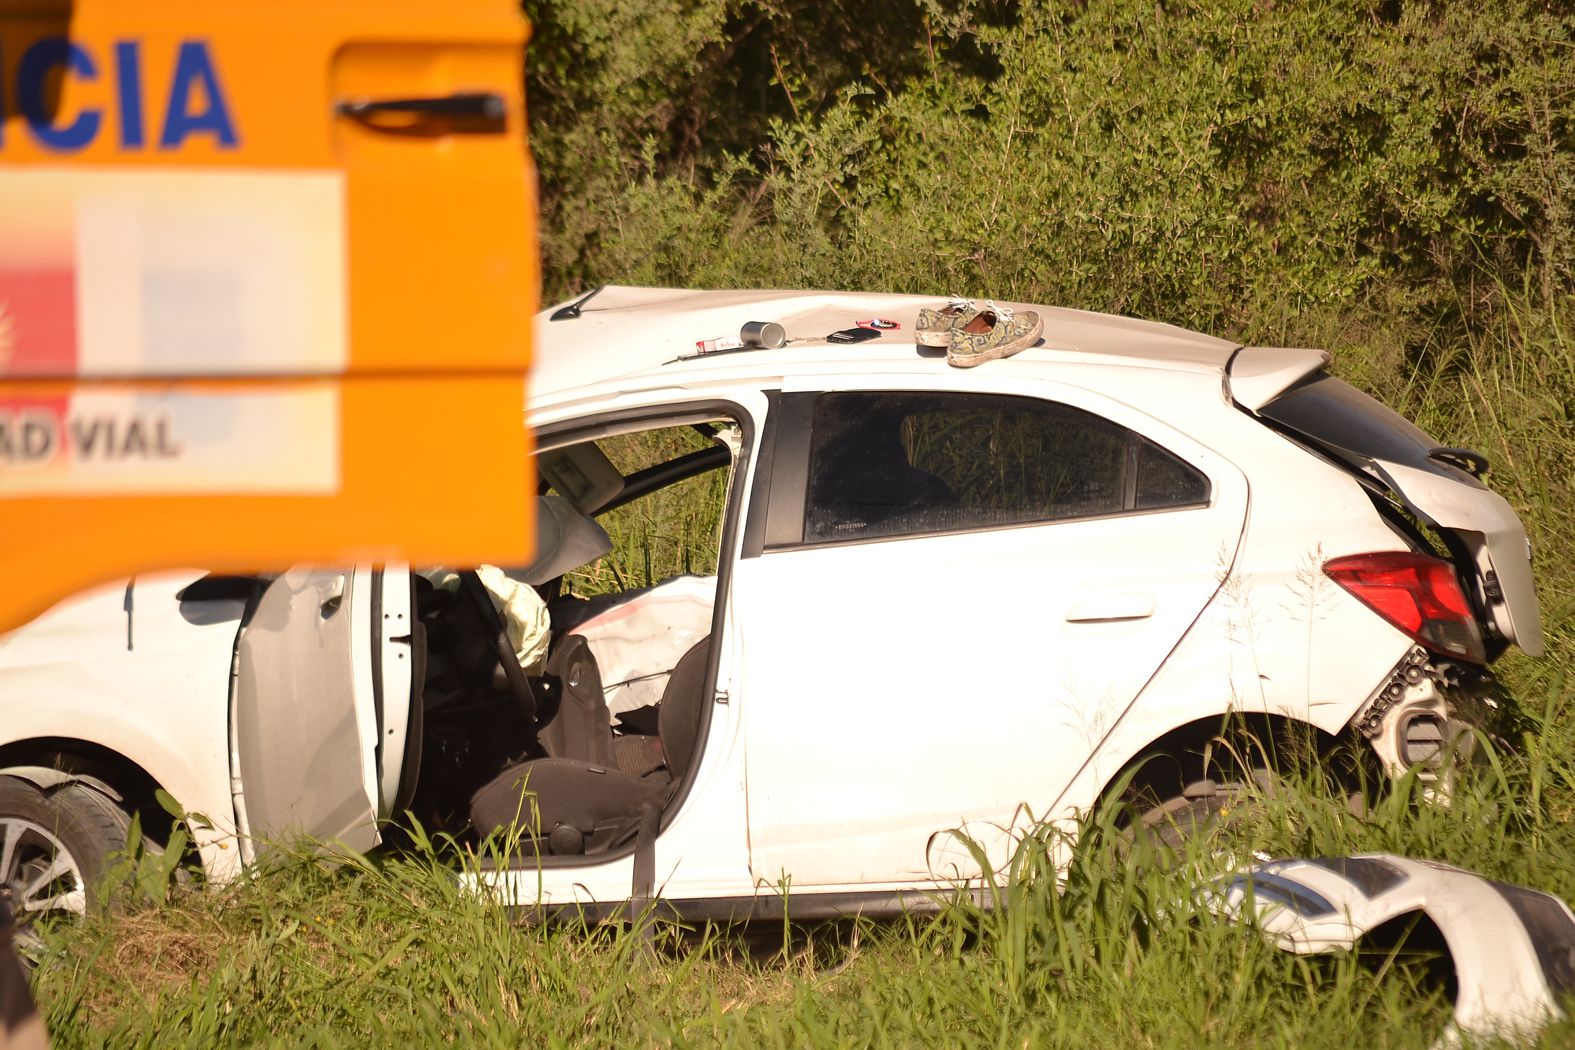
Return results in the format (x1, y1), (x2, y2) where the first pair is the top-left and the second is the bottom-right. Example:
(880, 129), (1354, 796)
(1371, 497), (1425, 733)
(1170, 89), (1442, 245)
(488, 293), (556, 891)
(0, 777), (130, 961)
(1128, 773), (1273, 861)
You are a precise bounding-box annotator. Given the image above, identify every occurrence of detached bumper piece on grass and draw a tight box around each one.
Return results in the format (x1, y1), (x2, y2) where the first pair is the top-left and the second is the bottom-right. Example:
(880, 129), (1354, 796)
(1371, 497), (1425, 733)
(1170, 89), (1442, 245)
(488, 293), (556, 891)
(1213, 854), (1575, 1048)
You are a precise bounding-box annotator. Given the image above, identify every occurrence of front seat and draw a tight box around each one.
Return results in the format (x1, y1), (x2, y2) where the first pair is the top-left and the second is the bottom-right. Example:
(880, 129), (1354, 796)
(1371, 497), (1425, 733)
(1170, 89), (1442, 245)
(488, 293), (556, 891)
(469, 636), (712, 855)
(536, 634), (616, 768)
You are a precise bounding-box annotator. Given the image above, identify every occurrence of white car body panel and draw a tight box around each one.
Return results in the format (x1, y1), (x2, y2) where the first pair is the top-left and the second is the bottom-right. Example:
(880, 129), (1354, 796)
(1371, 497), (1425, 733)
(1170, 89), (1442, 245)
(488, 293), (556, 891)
(0, 573), (243, 877)
(1050, 419), (1418, 821)
(532, 287), (1237, 399)
(375, 570), (415, 816)
(1227, 347), (1329, 411)
(733, 369), (1250, 885)
(0, 287), (1546, 915)
(1218, 855), (1575, 1048)
(232, 567), (381, 861)
(736, 510), (1229, 886)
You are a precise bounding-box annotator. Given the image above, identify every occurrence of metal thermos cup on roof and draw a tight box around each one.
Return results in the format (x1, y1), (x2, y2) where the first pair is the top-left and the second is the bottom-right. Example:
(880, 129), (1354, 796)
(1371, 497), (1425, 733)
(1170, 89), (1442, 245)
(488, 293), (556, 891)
(740, 321), (786, 348)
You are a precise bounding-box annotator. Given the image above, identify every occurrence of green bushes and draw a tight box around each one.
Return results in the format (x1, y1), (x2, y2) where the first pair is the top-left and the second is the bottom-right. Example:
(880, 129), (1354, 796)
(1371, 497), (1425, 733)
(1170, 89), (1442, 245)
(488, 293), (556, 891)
(526, 0), (1571, 335)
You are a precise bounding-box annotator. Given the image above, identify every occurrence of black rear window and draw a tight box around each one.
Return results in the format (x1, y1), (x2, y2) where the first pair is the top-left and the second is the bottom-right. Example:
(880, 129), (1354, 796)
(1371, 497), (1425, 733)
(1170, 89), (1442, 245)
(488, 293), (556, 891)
(1258, 373), (1484, 490)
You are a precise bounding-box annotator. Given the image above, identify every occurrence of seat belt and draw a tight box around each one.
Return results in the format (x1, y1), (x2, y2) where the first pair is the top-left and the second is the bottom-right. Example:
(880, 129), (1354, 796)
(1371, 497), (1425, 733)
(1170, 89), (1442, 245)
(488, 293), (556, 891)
(630, 801), (661, 949)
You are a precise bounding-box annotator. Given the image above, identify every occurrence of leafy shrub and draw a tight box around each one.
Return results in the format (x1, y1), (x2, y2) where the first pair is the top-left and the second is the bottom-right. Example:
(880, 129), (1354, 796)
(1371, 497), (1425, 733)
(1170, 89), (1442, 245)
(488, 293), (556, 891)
(525, 0), (1571, 337)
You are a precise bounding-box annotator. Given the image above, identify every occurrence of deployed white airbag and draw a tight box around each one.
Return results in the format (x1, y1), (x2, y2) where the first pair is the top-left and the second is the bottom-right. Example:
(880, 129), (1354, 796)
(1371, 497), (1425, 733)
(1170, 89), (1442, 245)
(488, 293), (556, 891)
(524, 495), (614, 586)
(566, 575), (716, 718)
(425, 565), (551, 675)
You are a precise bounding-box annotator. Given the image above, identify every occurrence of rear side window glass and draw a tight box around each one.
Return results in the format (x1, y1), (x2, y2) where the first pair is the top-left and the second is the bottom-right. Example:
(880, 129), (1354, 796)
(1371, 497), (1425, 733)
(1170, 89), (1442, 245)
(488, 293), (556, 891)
(802, 391), (1209, 543)
(1136, 440), (1210, 509)
(1259, 374), (1484, 489)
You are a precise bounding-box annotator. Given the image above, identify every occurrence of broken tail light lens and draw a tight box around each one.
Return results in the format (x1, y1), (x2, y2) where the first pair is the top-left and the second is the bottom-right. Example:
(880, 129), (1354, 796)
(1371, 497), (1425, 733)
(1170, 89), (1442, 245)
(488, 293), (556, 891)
(1324, 551), (1487, 665)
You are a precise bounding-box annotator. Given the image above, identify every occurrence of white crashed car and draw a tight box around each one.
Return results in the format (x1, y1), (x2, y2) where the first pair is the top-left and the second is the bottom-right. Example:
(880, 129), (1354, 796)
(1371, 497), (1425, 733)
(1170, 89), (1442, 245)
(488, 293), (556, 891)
(0, 286), (1544, 925)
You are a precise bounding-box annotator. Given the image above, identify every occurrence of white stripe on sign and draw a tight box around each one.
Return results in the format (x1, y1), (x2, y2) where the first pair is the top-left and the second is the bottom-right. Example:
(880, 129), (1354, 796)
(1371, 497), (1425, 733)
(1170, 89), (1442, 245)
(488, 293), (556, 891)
(0, 167), (347, 379)
(0, 386), (340, 496)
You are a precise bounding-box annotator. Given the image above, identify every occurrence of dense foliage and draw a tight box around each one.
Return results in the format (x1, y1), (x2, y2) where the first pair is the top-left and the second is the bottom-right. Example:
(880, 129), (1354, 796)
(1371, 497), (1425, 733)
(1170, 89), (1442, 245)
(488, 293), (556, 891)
(524, 0), (1571, 339)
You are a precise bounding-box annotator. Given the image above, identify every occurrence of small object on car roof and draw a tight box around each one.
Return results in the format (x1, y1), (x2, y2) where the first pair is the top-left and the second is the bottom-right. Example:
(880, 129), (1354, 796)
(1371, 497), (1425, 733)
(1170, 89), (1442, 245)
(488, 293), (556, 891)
(856, 318), (901, 331)
(740, 321), (787, 348)
(826, 327), (882, 344)
(684, 321), (788, 359)
(693, 335), (744, 355)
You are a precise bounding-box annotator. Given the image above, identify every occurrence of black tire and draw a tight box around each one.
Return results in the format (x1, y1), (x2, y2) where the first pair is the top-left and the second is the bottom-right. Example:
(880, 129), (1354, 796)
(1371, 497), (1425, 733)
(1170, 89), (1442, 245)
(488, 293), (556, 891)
(0, 777), (132, 935)
(1128, 775), (1270, 862)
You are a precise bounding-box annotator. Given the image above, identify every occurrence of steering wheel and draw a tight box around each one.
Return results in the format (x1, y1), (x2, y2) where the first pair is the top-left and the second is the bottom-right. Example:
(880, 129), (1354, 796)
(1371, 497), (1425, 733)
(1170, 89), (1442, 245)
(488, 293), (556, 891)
(458, 570), (539, 725)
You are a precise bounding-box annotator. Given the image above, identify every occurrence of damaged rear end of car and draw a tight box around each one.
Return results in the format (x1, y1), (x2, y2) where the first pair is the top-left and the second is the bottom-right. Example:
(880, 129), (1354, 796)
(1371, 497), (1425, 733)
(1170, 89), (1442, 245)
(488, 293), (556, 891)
(1230, 348), (1544, 784)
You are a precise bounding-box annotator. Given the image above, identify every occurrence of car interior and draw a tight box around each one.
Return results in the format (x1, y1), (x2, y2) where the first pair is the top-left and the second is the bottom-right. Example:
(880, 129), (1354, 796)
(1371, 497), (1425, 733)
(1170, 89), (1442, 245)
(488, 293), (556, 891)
(402, 417), (738, 858)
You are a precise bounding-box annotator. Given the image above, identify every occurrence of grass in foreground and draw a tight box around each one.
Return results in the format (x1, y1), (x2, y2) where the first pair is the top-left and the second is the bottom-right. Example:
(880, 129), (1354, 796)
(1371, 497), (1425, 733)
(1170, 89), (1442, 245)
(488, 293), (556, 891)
(29, 722), (1575, 1049)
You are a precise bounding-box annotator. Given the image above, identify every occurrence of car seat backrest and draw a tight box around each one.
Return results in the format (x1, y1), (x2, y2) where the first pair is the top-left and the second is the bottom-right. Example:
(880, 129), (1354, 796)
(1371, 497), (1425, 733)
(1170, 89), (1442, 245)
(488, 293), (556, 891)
(658, 636), (712, 781)
(540, 634), (615, 767)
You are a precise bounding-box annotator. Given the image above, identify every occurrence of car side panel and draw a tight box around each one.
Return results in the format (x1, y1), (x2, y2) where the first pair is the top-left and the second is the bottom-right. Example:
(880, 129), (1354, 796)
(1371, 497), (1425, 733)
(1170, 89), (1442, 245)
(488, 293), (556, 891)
(733, 376), (1249, 886)
(374, 566), (415, 817)
(0, 572), (243, 878)
(1050, 410), (1417, 819)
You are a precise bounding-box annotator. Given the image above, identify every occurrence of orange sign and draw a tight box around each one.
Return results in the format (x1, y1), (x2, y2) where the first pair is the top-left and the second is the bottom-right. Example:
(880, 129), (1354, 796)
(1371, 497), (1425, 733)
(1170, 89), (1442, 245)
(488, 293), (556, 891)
(0, 0), (538, 629)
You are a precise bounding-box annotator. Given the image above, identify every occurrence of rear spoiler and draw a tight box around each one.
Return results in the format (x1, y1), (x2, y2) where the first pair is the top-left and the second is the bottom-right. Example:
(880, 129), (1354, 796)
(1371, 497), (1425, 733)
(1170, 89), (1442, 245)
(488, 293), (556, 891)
(1227, 347), (1330, 411)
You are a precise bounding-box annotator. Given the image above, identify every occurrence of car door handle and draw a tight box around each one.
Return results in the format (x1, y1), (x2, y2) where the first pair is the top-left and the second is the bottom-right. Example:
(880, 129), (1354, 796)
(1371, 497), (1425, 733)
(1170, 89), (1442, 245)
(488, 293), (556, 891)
(334, 92), (507, 132)
(1065, 594), (1155, 623)
(319, 575), (347, 618)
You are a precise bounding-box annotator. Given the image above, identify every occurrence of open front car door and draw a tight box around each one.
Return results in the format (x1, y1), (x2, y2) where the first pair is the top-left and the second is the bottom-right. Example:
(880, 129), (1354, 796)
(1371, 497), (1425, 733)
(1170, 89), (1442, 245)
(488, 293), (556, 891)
(230, 567), (387, 863)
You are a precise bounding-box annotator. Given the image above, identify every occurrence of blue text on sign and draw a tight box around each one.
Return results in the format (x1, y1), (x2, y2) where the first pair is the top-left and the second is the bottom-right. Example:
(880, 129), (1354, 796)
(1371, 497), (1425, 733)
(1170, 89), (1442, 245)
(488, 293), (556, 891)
(0, 37), (238, 152)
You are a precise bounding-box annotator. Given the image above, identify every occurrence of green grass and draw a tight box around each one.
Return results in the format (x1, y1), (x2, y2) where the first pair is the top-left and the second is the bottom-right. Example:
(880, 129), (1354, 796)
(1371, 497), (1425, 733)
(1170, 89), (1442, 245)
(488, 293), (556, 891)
(31, 285), (1575, 1046)
(32, 754), (1575, 1048)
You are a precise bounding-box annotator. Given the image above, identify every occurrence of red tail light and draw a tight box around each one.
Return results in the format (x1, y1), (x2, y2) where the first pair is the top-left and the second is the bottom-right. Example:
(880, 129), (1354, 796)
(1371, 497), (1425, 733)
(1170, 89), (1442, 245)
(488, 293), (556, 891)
(1324, 551), (1487, 664)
